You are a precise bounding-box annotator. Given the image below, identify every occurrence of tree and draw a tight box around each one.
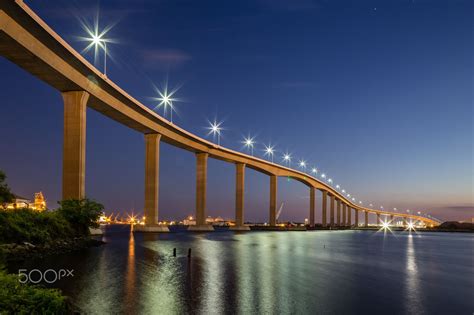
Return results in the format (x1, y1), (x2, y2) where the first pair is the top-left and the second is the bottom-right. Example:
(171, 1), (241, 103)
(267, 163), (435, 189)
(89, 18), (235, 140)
(0, 170), (14, 209)
(57, 199), (104, 235)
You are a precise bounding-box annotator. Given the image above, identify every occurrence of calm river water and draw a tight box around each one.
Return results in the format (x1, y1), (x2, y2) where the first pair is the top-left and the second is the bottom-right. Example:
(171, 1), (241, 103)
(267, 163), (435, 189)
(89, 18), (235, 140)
(10, 226), (474, 314)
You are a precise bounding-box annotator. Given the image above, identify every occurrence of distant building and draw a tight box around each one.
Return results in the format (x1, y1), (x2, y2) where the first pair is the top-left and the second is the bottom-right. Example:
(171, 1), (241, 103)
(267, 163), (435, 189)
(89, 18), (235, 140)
(183, 215), (196, 225)
(5, 192), (46, 211)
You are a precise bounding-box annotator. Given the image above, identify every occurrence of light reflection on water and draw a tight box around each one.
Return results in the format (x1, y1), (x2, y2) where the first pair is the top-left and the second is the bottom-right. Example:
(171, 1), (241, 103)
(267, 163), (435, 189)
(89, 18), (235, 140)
(10, 226), (473, 314)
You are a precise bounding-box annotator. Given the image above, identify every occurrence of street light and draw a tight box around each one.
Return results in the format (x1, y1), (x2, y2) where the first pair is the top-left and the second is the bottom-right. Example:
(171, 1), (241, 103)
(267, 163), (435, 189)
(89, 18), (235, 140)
(282, 152), (292, 167)
(321, 173), (326, 179)
(264, 144), (275, 163)
(207, 119), (223, 145)
(242, 135), (255, 155)
(79, 15), (115, 76)
(153, 83), (180, 123)
(299, 160), (306, 170)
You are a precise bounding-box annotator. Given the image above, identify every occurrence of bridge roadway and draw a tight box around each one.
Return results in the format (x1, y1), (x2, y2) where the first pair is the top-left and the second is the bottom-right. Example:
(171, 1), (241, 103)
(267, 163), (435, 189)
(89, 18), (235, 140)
(0, 0), (439, 231)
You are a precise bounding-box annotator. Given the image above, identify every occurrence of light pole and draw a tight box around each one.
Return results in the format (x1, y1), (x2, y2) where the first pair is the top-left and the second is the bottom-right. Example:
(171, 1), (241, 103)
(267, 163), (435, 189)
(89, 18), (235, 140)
(283, 152), (292, 168)
(154, 84), (179, 123)
(207, 119), (223, 145)
(243, 136), (255, 155)
(264, 144), (275, 163)
(299, 160), (306, 171)
(80, 17), (114, 76)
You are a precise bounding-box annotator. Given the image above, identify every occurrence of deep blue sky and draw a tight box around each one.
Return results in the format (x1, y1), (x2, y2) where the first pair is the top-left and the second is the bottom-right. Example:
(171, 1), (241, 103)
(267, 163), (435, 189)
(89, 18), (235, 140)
(1, 0), (472, 222)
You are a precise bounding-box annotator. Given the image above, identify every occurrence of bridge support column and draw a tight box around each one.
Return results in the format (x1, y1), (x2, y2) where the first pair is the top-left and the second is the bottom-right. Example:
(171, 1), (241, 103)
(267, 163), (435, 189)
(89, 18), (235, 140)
(342, 203), (347, 227)
(390, 215), (394, 224)
(330, 195), (335, 227)
(309, 186), (315, 227)
(230, 163), (249, 231)
(336, 199), (341, 226)
(376, 213), (381, 227)
(347, 206), (352, 227)
(189, 153), (213, 231)
(365, 211), (368, 227)
(62, 91), (89, 200)
(136, 134), (169, 232)
(269, 175), (277, 226)
(322, 191), (327, 227)
(354, 209), (359, 227)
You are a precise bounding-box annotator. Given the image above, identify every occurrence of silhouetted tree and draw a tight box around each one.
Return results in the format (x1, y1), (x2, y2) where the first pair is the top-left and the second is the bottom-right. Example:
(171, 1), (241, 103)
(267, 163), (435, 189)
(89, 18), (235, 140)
(57, 199), (104, 235)
(0, 170), (14, 209)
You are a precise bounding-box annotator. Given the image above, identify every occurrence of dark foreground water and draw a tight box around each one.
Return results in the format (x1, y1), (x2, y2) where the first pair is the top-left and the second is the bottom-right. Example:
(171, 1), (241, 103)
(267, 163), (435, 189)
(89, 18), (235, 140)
(9, 226), (474, 314)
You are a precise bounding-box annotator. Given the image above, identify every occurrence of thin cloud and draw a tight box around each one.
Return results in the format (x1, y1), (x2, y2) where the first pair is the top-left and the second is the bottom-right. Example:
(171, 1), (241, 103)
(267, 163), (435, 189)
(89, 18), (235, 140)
(142, 49), (192, 69)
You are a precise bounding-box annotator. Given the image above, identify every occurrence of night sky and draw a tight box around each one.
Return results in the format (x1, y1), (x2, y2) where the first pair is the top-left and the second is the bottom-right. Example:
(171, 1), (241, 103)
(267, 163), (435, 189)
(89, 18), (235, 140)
(0, 0), (472, 222)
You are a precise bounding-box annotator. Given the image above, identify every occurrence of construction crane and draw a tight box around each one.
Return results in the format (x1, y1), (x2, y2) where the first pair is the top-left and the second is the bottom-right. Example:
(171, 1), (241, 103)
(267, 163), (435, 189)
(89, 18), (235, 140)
(276, 202), (284, 222)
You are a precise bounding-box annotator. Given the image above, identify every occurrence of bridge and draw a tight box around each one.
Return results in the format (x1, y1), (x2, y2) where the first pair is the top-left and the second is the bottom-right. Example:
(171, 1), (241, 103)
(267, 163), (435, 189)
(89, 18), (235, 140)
(0, 0), (439, 231)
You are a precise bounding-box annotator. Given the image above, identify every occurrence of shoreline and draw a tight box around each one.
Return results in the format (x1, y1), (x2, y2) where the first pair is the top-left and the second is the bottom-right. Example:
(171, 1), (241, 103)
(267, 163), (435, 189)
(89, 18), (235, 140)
(0, 237), (105, 263)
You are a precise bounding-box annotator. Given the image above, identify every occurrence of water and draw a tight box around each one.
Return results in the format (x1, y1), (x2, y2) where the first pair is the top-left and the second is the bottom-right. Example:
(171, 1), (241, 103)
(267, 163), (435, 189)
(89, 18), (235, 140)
(9, 226), (474, 314)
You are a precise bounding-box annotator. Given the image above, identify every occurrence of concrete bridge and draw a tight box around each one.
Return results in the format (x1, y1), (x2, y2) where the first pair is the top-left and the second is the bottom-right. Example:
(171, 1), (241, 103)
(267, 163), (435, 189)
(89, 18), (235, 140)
(0, 0), (439, 231)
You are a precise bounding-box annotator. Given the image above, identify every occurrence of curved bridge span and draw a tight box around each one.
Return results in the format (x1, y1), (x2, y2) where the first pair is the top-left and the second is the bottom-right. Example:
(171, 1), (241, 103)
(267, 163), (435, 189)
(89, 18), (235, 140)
(0, 1), (439, 230)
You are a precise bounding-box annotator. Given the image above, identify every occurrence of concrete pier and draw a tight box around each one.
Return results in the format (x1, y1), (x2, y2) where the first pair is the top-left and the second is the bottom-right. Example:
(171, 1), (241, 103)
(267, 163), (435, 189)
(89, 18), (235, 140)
(330, 195), (335, 227)
(376, 213), (381, 227)
(354, 209), (359, 227)
(137, 133), (169, 232)
(342, 203), (347, 227)
(230, 163), (250, 231)
(365, 211), (369, 227)
(322, 191), (327, 227)
(336, 199), (341, 226)
(347, 206), (352, 226)
(189, 153), (213, 231)
(309, 186), (315, 227)
(62, 91), (89, 200)
(269, 175), (277, 226)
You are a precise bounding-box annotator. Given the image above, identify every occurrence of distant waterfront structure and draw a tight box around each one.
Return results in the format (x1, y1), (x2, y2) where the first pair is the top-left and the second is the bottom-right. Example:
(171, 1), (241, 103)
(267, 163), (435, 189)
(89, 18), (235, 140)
(5, 192), (46, 211)
(182, 215), (233, 226)
(183, 215), (196, 226)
